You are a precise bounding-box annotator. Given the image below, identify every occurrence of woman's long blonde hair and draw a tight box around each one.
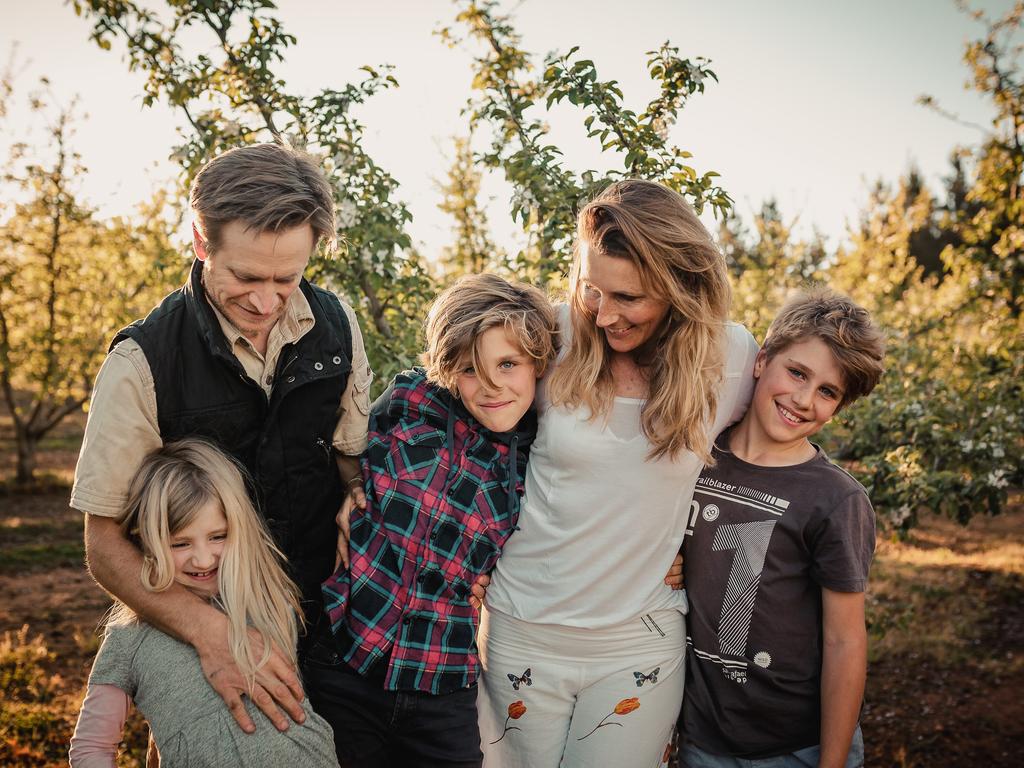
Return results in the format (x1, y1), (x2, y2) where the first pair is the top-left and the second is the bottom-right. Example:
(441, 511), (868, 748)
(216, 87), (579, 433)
(548, 179), (731, 463)
(111, 439), (302, 687)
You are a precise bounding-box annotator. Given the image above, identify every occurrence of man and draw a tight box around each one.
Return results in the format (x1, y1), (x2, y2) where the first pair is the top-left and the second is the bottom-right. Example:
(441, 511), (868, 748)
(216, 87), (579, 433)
(73, 143), (372, 734)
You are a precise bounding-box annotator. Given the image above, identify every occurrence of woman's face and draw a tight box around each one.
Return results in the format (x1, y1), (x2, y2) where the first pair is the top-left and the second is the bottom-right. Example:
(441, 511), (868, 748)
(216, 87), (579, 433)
(578, 243), (670, 355)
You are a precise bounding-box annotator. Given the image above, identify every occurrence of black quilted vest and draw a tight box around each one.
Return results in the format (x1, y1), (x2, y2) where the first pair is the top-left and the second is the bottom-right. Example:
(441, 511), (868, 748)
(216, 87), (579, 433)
(112, 260), (352, 627)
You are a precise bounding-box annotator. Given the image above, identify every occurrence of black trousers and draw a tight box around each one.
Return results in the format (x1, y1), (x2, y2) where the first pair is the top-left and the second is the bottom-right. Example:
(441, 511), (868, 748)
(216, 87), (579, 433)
(302, 638), (483, 768)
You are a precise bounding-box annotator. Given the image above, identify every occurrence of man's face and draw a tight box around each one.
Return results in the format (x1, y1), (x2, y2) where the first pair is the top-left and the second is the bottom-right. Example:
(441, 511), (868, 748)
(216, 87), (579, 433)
(195, 220), (314, 346)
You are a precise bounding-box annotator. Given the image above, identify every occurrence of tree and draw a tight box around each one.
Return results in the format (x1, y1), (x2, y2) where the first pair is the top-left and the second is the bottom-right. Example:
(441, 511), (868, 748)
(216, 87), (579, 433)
(75, 0), (439, 390)
(727, 2), (1024, 530)
(439, 0), (731, 282)
(437, 135), (505, 276)
(0, 83), (182, 484)
(78, 0), (732, 383)
(921, 0), (1024, 319)
(722, 201), (827, 338)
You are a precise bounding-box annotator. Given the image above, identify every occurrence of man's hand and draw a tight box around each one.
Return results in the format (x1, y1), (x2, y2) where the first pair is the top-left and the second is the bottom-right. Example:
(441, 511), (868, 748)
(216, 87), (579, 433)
(664, 552), (684, 590)
(335, 484), (366, 571)
(194, 613), (306, 734)
(469, 572), (490, 610)
(85, 514), (305, 734)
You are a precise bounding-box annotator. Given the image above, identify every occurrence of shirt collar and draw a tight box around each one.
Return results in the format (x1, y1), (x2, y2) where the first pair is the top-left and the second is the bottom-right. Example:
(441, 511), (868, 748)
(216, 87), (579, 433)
(208, 285), (315, 355)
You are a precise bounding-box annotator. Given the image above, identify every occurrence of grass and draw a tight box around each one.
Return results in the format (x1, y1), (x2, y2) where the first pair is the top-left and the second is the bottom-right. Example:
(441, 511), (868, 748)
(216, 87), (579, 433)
(866, 511), (1024, 666)
(0, 623), (147, 768)
(0, 543), (84, 575)
(0, 498), (85, 575)
(1, 626), (59, 704)
(0, 627), (69, 767)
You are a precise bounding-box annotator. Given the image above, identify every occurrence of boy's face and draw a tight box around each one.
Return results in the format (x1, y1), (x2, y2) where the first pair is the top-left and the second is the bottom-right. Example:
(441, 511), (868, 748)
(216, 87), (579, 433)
(748, 336), (846, 451)
(455, 326), (540, 433)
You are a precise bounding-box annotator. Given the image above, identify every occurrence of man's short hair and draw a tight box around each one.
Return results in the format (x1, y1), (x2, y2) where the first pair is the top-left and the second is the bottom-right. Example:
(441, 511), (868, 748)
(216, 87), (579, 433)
(422, 274), (559, 393)
(762, 287), (885, 409)
(190, 143), (336, 254)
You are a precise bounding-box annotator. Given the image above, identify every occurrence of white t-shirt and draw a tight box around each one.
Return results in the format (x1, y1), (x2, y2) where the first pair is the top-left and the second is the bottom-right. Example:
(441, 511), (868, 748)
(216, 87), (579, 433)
(486, 314), (759, 628)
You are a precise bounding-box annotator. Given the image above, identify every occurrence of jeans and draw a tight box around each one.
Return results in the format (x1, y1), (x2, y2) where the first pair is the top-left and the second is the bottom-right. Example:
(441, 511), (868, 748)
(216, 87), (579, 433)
(680, 725), (864, 768)
(301, 638), (483, 768)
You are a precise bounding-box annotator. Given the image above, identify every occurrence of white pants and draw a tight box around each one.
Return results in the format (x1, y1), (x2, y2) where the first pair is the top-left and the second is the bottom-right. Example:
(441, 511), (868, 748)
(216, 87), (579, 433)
(478, 607), (684, 768)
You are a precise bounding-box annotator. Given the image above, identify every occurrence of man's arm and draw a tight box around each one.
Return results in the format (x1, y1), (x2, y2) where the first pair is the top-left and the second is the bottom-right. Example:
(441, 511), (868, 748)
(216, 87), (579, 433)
(819, 588), (867, 768)
(331, 300), (373, 571)
(334, 453), (365, 570)
(85, 515), (305, 733)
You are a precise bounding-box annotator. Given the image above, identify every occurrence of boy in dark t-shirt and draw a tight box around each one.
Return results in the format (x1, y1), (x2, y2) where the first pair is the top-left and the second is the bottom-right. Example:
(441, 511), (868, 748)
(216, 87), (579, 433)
(680, 288), (885, 768)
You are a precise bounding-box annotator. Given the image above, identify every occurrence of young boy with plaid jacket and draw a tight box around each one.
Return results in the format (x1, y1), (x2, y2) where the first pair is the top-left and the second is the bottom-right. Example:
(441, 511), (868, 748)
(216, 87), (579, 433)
(313, 274), (559, 768)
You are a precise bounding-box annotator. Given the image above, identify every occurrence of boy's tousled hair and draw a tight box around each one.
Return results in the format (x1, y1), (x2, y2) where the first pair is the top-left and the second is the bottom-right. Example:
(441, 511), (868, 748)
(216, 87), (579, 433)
(548, 179), (732, 463)
(190, 142), (336, 255)
(112, 439), (302, 689)
(763, 287), (886, 408)
(422, 273), (559, 394)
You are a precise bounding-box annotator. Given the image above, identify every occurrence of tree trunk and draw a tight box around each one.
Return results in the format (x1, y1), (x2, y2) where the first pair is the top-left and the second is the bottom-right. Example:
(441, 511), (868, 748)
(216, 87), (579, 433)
(14, 430), (38, 486)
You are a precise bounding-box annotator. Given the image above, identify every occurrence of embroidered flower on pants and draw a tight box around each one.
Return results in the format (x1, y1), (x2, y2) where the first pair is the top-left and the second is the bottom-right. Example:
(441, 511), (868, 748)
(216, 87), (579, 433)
(490, 700), (527, 744)
(577, 697), (641, 740)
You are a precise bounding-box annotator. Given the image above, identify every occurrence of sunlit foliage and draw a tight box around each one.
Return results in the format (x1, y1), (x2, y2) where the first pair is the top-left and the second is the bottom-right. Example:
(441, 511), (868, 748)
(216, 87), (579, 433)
(0, 81), (182, 484)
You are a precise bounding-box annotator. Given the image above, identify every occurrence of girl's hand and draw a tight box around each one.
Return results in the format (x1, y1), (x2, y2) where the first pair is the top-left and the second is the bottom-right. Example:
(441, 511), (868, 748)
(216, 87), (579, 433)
(335, 483), (366, 570)
(664, 552), (684, 589)
(195, 612), (305, 734)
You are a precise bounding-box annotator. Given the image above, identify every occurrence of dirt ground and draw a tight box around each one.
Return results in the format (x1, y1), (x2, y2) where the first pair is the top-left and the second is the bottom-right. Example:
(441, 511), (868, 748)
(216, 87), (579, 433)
(1, 416), (1022, 766)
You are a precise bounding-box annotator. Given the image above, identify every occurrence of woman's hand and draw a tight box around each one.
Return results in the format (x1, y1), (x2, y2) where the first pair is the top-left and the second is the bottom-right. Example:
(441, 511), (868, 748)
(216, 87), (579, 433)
(664, 552), (684, 590)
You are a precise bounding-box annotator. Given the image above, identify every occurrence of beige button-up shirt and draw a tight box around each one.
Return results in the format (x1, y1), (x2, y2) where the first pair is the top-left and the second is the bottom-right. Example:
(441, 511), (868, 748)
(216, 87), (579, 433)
(71, 286), (372, 518)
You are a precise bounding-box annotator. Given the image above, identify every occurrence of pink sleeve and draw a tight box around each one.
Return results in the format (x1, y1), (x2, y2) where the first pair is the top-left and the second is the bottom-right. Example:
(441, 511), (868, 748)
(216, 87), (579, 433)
(69, 683), (132, 768)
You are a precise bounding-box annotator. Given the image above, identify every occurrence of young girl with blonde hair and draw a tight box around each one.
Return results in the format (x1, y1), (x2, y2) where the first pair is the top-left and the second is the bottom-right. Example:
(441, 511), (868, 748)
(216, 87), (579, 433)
(70, 439), (339, 767)
(477, 180), (760, 767)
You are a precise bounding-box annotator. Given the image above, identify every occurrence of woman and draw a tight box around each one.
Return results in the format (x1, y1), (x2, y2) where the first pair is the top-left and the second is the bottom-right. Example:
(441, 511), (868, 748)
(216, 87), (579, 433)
(478, 180), (759, 767)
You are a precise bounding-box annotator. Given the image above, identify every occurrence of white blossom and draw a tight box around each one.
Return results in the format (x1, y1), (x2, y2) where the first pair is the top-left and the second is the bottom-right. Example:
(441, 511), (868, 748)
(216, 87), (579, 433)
(987, 469), (1008, 489)
(892, 505), (913, 525)
(333, 150), (354, 170)
(337, 198), (358, 229)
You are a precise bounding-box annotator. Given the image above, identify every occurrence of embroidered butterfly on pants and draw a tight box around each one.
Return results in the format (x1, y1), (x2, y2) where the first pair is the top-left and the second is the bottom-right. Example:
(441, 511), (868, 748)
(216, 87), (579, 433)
(633, 667), (660, 687)
(507, 668), (532, 690)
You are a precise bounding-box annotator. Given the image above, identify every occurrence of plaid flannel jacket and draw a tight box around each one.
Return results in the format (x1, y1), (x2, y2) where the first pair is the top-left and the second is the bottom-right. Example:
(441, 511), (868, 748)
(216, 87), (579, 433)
(321, 368), (532, 694)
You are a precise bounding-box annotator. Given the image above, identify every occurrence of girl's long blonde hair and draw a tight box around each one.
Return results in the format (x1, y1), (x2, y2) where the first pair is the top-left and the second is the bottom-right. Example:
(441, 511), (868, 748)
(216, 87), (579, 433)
(111, 439), (302, 687)
(548, 179), (731, 463)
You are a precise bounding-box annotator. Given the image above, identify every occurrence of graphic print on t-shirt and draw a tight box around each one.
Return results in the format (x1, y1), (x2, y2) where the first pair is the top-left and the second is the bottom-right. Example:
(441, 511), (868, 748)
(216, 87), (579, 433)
(686, 476), (789, 684)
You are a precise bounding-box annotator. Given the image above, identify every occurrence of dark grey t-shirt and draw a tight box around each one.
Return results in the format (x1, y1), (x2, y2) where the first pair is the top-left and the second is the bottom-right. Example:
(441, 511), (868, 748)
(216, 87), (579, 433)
(681, 440), (875, 758)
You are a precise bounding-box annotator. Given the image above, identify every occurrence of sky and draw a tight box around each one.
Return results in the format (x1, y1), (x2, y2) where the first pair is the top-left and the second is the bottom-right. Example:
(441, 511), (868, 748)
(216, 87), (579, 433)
(0, 0), (1008, 259)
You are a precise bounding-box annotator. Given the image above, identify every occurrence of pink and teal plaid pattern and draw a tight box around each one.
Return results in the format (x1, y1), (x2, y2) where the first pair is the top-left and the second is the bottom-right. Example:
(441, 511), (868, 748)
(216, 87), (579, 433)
(321, 369), (528, 694)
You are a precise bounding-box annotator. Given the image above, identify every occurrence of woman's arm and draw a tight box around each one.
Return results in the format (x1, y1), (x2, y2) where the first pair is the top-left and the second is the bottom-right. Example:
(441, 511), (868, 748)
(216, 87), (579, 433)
(69, 683), (132, 768)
